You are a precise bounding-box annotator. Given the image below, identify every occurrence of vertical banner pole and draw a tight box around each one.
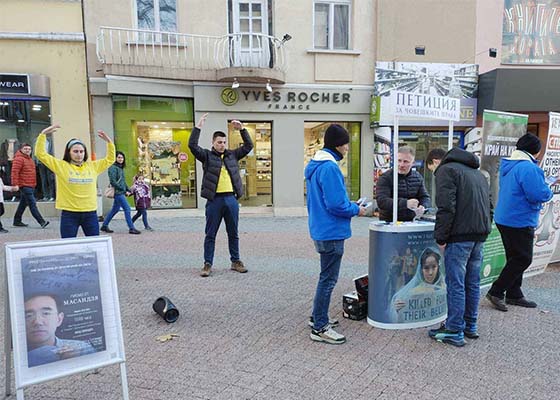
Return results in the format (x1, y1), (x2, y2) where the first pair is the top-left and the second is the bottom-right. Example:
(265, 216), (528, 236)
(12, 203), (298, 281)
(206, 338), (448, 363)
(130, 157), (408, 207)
(448, 120), (454, 150)
(4, 267), (12, 397)
(120, 363), (130, 400)
(392, 115), (399, 224)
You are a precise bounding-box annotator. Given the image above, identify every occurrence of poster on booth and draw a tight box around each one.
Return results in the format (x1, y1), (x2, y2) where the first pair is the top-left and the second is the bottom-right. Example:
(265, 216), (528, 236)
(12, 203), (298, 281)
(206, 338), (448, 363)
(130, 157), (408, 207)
(479, 110), (528, 284)
(369, 227), (447, 328)
(528, 112), (560, 274)
(5, 237), (126, 389)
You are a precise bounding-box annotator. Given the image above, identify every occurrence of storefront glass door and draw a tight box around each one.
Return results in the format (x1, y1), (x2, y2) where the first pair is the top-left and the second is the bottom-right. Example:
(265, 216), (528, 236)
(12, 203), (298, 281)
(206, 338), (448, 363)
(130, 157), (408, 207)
(229, 122), (272, 207)
(304, 122), (361, 201)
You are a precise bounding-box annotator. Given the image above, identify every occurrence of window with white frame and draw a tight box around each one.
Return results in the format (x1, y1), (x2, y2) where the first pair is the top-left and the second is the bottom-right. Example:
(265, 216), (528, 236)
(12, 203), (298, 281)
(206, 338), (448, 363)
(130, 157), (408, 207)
(313, 0), (350, 50)
(136, 0), (177, 32)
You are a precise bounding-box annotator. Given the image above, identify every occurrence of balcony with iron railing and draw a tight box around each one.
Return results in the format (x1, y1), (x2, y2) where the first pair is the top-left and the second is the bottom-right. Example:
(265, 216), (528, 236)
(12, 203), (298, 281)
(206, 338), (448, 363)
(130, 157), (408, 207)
(96, 26), (288, 83)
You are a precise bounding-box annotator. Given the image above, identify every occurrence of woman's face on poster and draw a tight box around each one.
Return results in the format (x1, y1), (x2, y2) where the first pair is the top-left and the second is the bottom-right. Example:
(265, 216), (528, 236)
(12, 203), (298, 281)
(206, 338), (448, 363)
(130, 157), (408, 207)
(422, 255), (439, 284)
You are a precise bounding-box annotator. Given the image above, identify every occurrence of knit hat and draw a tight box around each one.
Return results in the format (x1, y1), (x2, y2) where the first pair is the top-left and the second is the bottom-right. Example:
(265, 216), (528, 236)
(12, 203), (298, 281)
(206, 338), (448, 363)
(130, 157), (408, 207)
(516, 133), (541, 155)
(323, 124), (350, 150)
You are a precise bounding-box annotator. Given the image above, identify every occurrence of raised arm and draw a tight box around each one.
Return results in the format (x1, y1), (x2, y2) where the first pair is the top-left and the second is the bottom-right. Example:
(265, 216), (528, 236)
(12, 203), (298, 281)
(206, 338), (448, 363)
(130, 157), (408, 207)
(188, 113), (208, 162)
(231, 120), (253, 159)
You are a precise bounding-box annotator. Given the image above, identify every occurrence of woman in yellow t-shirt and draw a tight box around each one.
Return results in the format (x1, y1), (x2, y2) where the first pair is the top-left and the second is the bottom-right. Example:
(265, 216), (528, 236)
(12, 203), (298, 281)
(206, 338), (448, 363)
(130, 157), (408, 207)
(34, 124), (115, 238)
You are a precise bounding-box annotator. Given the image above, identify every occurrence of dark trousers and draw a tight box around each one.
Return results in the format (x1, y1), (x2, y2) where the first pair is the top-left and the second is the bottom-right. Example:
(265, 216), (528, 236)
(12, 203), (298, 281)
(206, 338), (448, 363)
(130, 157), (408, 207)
(13, 186), (45, 225)
(60, 210), (99, 238)
(0, 202), (4, 228)
(132, 208), (150, 228)
(204, 194), (240, 265)
(489, 223), (534, 300)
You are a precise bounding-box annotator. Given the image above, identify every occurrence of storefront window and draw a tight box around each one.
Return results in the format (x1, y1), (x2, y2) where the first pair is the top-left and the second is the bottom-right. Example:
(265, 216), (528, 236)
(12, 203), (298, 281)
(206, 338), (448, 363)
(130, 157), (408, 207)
(303, 121), (361, 201)
(113, 96), (195, 209)
(0, 98), (54, 201)
(229, 122), (272, 207)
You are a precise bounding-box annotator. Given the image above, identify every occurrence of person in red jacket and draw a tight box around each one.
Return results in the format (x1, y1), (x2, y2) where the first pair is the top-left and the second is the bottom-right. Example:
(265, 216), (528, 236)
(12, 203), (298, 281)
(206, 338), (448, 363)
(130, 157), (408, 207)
(11, 143), (49, 228)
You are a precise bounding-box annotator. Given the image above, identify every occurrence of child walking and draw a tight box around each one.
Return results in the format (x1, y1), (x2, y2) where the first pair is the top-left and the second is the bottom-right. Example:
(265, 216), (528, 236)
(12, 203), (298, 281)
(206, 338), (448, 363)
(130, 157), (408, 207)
(0, 177), (18, 233)
(131, 173), (153, 231)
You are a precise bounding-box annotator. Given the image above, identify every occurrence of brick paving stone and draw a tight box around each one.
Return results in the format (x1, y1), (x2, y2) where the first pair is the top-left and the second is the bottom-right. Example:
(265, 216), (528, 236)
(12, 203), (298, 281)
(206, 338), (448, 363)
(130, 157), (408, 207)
(0, 216), (559, 399)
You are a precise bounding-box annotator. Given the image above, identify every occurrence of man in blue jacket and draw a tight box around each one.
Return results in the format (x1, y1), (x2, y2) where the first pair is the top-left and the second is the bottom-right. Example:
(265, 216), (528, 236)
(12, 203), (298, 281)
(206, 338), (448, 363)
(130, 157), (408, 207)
(305, 124), (367, 344)
(486, 133), (553, 311)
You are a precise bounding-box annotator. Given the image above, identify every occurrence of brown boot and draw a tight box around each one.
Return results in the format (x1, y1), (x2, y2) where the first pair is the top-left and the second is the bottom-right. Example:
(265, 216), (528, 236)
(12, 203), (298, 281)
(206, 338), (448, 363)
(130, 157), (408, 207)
(200, 262), (212, 277)
(231, 260), (248, 273)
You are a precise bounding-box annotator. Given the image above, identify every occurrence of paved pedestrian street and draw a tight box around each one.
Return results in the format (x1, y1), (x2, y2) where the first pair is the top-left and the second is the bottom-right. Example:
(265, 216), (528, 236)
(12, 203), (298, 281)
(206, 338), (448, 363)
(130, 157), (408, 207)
(1, 215), (559, 399)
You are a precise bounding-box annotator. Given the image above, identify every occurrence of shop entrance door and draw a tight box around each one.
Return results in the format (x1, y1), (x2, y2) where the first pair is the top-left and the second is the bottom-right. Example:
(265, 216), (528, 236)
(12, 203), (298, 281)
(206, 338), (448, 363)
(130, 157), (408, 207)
(229, 122), (272, 207)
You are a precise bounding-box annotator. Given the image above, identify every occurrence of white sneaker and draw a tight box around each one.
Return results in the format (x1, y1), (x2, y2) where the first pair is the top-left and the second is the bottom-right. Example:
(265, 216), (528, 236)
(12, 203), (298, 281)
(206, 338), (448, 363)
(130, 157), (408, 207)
(308, 316), (339, 328)
(310, 326), (346, 344)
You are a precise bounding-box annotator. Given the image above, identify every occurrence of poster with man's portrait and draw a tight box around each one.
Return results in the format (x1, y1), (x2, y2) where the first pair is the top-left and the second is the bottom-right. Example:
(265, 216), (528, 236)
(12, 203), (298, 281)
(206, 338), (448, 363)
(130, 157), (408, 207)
(5, 237), (125, 389)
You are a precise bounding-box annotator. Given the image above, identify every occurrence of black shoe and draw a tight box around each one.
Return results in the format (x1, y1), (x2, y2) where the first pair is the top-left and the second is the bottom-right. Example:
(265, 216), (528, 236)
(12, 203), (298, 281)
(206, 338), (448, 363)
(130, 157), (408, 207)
(506, 297), (537, 308)
(0, 228), (8, 233)
(100, 226), (113, 233)
(13, 222), (28, 227)
(464, 330), (480, 339)
(486, 293), (508, 312)
(129, 228), (141, 234)
(40, 221), (50, 229)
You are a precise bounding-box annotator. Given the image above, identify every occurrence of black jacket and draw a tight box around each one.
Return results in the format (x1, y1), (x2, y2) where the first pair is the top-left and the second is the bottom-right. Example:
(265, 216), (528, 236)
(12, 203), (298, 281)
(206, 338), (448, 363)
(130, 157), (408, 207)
(376, 169), (431, 222)
(434, 148), (492, 244)
(188, 127), (253, 200)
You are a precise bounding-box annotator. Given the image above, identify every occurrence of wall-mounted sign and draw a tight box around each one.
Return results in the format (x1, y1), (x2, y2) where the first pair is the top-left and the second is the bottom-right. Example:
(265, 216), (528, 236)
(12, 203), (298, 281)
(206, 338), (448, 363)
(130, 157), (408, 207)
(220, 87), (238, 106)
(372, 62), (479, 126)
(392, 91), (460, 122)
(0, 74), (30, 95)
(502, 0), (560, 65)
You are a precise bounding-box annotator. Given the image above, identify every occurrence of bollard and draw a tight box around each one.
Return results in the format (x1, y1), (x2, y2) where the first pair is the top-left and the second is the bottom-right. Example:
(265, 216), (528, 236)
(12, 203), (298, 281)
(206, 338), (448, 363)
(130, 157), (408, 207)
(152, 296), (180, 323)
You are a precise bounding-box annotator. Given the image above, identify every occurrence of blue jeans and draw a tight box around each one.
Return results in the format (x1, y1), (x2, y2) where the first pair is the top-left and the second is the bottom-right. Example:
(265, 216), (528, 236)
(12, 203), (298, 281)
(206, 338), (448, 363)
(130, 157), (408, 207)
(444, 241), (484, 332)
(13, 186), (45, 225)
(60, 210), (99, 238)
(102, 194), (135, 230)
(204, 194), (240, 265)
(312, 240), (345, 331)
(132, 208), (150, 229)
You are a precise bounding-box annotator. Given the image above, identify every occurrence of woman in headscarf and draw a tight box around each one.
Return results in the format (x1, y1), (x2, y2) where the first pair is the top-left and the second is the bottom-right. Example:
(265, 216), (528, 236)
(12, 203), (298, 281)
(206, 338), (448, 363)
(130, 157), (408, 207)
(100, 151), (141, 234)
(390, 247), (447, 324)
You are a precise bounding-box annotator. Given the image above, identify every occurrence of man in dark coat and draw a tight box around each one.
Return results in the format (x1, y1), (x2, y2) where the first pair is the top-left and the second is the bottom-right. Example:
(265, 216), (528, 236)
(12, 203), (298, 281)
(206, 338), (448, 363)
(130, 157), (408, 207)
(429, 148), (492, 347)
(188, 113), (253, 277)
(376, 146), (430, 222)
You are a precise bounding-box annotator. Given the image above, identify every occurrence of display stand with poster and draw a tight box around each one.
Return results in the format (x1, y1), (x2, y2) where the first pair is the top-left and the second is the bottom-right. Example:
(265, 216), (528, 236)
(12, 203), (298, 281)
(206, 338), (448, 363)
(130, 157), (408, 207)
(368, 91), (460, 329)
(3, 237), (128, 400)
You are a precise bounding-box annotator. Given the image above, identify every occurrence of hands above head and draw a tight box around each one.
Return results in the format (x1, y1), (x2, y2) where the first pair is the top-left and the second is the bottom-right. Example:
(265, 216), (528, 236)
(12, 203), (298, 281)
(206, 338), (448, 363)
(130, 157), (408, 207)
(41, 124), (61, 135)
(231, 120), (243, 130)
(97, 130), (112, 143)
(196, 113), (209, 129)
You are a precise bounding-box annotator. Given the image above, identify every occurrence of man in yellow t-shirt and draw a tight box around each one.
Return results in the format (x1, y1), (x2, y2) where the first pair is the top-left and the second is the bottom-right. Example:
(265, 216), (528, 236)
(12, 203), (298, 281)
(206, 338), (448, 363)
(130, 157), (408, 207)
(188, 113), (253, 277)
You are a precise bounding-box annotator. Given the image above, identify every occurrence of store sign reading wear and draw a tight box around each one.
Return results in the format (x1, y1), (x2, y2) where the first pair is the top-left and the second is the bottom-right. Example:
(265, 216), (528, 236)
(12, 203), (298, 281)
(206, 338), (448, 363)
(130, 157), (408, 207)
(220, 87), (351, 110)
(0, 74), (29, 94)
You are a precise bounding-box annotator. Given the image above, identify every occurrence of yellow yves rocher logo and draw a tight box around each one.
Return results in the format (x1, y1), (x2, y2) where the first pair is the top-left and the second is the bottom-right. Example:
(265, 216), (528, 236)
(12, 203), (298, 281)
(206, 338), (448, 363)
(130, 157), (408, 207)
(220, 87), (239, 106)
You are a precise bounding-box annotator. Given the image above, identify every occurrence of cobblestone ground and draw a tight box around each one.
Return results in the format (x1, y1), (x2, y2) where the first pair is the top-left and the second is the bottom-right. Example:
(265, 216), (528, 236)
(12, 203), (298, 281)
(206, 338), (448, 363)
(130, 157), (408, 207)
(1, 215), (559, 399)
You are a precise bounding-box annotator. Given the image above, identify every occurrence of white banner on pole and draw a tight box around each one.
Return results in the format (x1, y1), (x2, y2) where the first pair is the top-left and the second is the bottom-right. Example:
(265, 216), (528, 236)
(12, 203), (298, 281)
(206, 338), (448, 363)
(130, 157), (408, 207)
(392, 91), (460, 122)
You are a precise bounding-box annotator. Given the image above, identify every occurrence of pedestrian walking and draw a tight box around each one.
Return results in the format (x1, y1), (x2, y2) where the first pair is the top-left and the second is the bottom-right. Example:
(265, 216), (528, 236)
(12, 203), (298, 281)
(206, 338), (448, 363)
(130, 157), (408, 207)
(34, 124), (115, 238)
(100, 151), (141, 234)
(486, 134), (552, 311)
(305, 124), (367, 344)
(430, 148), (492, 347)
(131, 173), (153, 231)
(11, 142), (49, 228)
(0, 177), (17, 233)
(188, 113), (253, 277)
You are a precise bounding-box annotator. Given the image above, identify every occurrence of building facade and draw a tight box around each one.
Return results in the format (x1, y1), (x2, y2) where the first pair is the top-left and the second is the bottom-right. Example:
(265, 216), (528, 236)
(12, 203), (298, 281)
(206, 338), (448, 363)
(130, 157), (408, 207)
(0, 0), (91, 217)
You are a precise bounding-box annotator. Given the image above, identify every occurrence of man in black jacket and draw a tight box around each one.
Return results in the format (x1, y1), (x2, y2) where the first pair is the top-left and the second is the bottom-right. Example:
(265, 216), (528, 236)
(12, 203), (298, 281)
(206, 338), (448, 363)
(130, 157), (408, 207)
(189, 113), (253, 277)
(429, 148), (491, 347)
(376, 146), (430, 222)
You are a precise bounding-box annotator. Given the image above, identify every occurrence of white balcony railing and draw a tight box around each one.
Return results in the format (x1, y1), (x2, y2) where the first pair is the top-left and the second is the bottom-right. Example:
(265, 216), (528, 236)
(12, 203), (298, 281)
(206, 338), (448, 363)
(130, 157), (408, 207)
(96, 26), (288, 76)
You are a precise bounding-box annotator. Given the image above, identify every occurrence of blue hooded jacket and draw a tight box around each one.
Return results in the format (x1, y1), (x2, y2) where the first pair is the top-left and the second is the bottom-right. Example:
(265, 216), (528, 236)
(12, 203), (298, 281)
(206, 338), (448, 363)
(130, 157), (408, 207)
(494, 150), (553, 228)
(304, 148), (359, 241)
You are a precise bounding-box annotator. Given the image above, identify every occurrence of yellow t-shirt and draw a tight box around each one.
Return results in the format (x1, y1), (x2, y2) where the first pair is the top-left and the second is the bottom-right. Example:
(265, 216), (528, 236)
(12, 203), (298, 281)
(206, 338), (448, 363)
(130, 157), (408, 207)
(216, 154), (233, 193)
(35, 133), (116, 212)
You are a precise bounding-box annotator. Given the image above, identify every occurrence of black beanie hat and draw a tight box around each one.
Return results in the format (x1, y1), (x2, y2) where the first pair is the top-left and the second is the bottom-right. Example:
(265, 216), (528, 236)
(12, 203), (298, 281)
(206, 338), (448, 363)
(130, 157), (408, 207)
(516, 133), (541, 155)
(323, 124), (350, 150)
